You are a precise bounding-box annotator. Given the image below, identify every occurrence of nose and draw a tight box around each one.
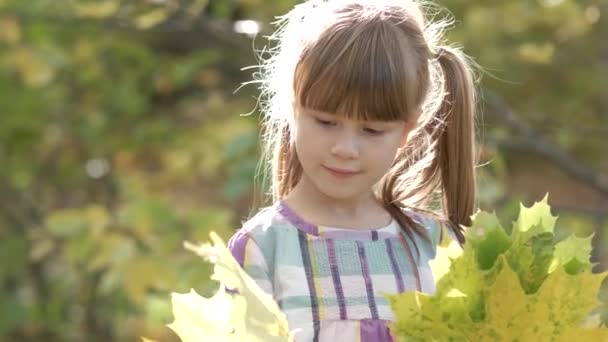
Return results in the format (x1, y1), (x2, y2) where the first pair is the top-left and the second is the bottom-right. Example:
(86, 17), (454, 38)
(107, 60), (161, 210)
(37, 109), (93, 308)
(330, 130), (359, 160)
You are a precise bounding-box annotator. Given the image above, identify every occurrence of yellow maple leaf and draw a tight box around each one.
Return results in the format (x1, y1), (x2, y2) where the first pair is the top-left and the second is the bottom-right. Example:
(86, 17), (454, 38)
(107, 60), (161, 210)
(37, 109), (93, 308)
(165, 231), (297, 342)
(429, 236), (462, 283)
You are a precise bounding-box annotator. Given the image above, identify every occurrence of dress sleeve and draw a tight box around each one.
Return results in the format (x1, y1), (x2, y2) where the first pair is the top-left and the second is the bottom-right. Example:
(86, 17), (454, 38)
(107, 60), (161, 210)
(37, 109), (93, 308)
(227, 229), (274, 295)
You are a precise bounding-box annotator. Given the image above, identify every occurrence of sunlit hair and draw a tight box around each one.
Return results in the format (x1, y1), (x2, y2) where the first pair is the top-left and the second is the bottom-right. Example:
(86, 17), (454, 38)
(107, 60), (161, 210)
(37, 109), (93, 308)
(248, 0), (478, 249)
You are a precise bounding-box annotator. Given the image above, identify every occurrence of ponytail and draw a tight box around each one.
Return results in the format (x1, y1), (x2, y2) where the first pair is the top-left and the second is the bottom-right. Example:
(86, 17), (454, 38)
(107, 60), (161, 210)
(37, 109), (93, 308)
(377, 45), (476, 251)
(434, 46), (476, 244)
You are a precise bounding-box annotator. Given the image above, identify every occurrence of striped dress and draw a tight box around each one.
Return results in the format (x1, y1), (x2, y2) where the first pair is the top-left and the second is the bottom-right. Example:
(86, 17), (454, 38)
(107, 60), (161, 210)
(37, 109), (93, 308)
(228, 201), (448, 342)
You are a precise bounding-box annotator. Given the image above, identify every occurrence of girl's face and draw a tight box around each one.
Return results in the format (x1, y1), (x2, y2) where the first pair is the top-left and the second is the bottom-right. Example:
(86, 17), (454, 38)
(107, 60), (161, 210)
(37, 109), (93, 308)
(292, 106), (414, 203)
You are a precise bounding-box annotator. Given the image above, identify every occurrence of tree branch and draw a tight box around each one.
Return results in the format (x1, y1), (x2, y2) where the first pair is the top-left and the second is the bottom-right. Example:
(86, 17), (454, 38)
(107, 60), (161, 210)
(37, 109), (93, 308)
(481, 90), (608, 198)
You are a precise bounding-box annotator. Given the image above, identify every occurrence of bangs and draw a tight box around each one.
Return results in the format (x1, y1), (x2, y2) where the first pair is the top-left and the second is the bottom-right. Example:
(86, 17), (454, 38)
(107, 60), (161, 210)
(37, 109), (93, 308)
(293, 15), (430, 122)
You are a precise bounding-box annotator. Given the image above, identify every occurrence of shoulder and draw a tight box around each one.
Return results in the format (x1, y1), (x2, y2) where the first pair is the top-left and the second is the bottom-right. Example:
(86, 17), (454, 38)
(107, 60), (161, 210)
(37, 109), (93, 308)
(227, 203), (291, 264)
(403, 208), (457, 249)
(230, 203), (290, 242)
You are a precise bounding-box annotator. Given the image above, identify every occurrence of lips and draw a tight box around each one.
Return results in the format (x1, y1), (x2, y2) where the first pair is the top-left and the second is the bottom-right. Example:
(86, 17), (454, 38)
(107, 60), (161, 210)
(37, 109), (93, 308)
(323, 165), (359, 178)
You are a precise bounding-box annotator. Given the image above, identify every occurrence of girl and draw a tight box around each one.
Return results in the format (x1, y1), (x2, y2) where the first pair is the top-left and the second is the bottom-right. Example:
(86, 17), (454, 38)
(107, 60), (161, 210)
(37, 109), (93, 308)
(228, 0), (477, 340)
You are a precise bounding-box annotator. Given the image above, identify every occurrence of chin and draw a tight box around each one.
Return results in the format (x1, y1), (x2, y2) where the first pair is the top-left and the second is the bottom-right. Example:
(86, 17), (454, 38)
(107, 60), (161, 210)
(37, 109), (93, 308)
(318, 188), (362, 201)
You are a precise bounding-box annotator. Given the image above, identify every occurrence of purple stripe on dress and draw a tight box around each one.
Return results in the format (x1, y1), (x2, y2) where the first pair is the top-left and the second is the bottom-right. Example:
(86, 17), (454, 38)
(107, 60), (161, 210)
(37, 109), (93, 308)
(385, 239), (405, 292)
(277, 201), (319, 235)
(356, 241), (379, 319)
(326, 239), (347, 319)
(297, 230), (320, 342)
(371, 230), (378, 241)
(227, 230), (250, 268)
(360, 319), (393, 342)
(398, 234), (421, 291)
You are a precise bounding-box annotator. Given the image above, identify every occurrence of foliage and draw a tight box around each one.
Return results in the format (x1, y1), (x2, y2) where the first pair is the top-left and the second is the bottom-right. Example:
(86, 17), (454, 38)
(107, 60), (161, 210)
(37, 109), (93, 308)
(448, 0), (606, 163)
(387, 196), (608, 341)
(0, 0), (261, 340)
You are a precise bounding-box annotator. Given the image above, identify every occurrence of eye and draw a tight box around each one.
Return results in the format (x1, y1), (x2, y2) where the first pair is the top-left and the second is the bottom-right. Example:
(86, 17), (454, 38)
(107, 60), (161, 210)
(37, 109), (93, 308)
(363, 127), (384, 135)
(315, 118), (336, 126)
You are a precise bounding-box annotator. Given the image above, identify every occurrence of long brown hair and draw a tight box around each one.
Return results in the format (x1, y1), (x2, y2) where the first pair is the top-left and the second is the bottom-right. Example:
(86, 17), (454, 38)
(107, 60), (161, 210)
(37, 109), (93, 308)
(251, 0), (477, 252)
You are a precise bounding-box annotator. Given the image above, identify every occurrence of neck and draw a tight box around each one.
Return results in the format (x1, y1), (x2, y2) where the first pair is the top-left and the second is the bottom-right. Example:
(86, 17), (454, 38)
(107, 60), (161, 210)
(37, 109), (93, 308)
(283, 174), (389, 229)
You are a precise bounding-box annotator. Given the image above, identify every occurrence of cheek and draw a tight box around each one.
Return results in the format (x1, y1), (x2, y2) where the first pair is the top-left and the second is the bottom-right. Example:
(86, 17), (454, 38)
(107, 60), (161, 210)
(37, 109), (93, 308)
(365, 138), (401, 168)
(370, 150), (397, 170)
(293, 124), (322, 163)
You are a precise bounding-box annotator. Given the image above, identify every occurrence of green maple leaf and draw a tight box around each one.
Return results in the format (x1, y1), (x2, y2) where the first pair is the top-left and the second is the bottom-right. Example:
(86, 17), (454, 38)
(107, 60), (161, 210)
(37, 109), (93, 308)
(466, 210), (511, 270)
(512, 194), (557, 244)
(506, 231), (554, 294)
(551, 234), (594, 274)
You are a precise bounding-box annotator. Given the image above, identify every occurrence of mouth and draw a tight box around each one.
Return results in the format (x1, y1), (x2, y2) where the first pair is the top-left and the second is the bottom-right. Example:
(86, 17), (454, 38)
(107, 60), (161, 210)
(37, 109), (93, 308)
(322, 165), (359, 178)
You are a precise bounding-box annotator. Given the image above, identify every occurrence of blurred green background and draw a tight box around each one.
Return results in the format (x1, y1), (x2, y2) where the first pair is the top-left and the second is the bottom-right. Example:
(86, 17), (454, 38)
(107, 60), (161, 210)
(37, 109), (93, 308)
(0, 0), (606, 341)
